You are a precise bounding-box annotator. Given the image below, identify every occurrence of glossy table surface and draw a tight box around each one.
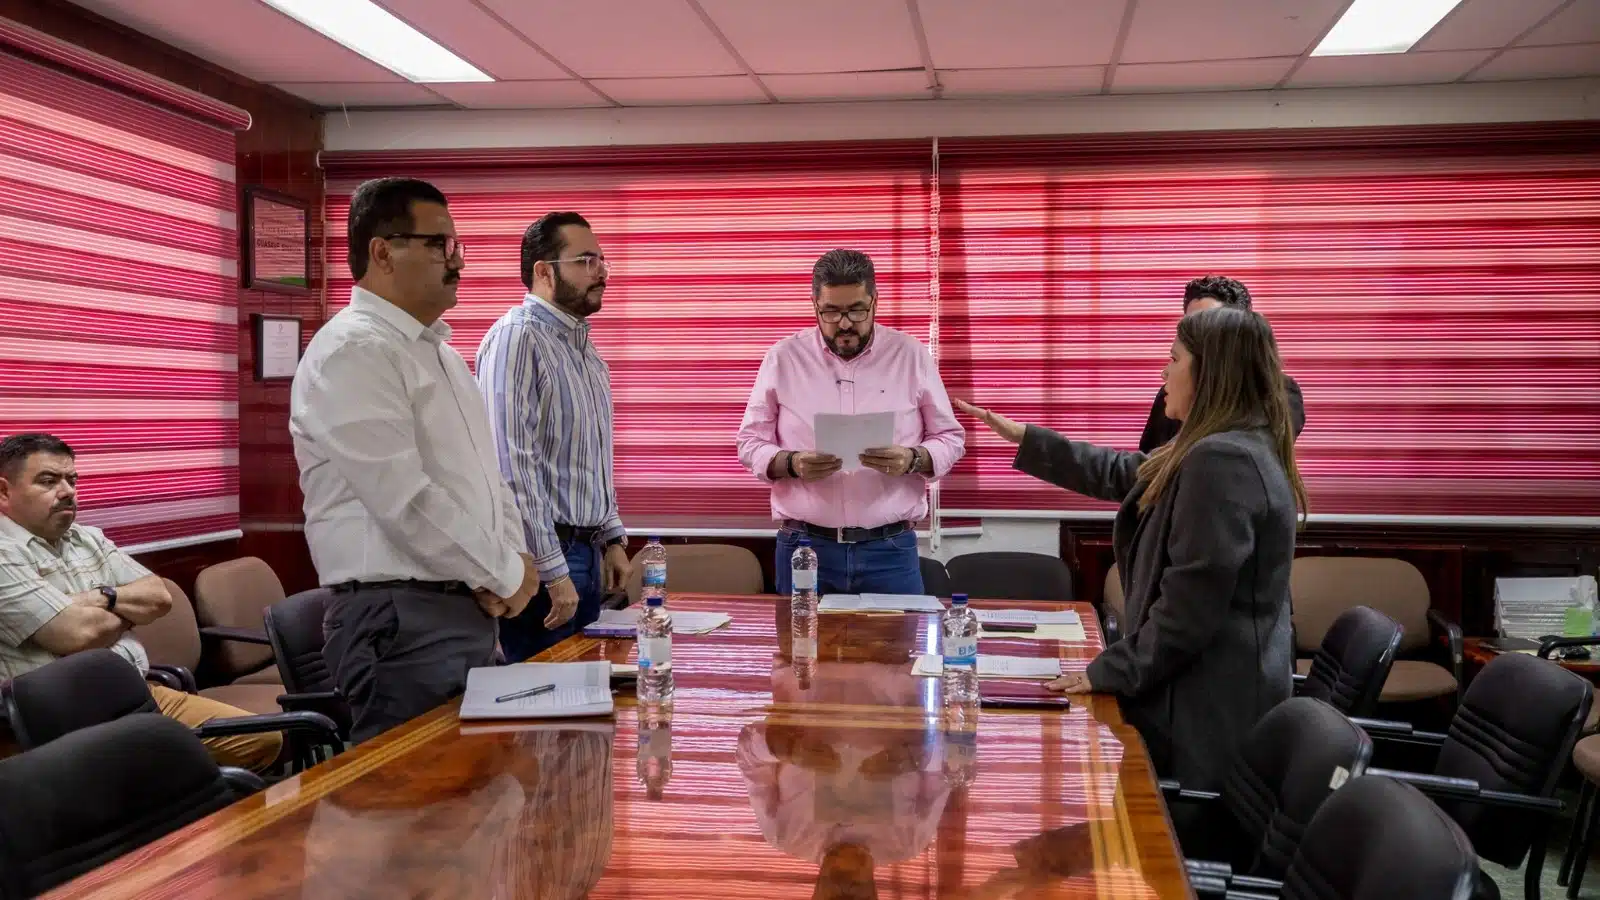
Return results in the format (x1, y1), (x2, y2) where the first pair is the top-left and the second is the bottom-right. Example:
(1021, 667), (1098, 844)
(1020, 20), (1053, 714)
(50, 595), (1190, 899)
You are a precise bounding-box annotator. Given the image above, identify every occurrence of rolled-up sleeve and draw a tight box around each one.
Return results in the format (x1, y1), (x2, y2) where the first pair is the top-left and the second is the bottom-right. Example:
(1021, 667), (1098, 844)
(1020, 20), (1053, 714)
(736, 346), (785, 485)
(915, 345), (965, 478)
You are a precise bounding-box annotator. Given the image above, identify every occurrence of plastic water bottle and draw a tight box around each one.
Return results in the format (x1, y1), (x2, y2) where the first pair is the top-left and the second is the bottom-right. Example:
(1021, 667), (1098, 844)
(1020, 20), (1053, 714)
(640, 536), (668, 605)
(943, 701), (979, 787)
(942, 593), (979, 704)
(791, 537), (819, 666)
(637, 701), (673, 800)
(638, 595), (674, 703)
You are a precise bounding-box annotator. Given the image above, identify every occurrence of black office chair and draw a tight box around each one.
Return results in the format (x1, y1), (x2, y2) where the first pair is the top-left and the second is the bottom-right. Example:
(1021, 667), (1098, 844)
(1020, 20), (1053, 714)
(1356, 652), (1592, 900)
(264, 587), (352, 741)
(1279, 775), (1479, 900)
(1, 649), (341, 773)
(0, 713), (260, 899)
(1294, 605), (1404, 719)
(919, 557), (952, 597)
(946, 552), (1073, 602)
(1165, 697), (1373, 895)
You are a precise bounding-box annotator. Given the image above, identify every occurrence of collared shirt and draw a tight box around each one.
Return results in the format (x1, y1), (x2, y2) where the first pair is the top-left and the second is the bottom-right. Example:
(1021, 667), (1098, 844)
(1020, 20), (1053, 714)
(477, 293), (622, 583)
(0, 516), (151, 680)
(290, 286), (528, 597)
(736, 326), (966, 529)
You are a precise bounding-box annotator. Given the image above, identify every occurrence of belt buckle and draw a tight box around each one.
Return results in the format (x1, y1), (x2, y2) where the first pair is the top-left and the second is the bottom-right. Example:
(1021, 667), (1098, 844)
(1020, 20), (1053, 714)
(836, 526), (854, 544)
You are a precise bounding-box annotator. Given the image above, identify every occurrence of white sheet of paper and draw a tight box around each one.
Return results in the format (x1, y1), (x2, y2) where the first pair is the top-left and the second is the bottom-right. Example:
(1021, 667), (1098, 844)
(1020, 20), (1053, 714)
(258, 317), (300, 378)
(979, 623), (1089, 642)
(460, 660), (613, 720)
(911, 653), (1063, 679)
(814, 411), (897, 472)
(595, 608), (732, 635)
(819, 593), (944, 613)
(973, 609), (1081, 626)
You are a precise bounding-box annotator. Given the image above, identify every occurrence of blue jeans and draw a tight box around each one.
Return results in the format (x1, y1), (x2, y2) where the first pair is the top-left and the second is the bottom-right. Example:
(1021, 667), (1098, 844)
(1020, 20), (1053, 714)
(499, 537), (603, 663)
(774, 527), (924, 596)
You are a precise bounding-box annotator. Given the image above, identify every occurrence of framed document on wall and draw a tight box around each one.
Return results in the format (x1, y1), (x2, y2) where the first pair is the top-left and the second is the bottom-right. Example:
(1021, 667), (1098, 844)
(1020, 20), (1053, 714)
(252, 314), (301, 381)
(242, 187), (310, 293)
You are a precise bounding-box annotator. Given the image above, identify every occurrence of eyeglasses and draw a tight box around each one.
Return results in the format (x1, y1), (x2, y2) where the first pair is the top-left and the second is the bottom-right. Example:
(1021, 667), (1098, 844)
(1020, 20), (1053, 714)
(816, 304), (874, 324)
(546, 256), (612, 278)
(383, 233), (464, 261)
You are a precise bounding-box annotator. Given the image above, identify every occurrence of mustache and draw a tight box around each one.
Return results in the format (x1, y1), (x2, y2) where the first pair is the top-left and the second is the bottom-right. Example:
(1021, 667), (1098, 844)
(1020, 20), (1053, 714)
(52, 501), (76, 512)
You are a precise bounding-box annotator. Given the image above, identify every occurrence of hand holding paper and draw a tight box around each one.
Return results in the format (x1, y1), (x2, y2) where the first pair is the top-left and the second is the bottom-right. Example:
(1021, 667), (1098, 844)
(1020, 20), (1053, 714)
(814, 412), (897, 473)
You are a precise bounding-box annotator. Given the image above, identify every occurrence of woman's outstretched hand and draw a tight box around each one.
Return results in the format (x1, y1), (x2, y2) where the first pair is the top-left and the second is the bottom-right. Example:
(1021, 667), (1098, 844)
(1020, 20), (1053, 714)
(954, 399), (1026, 445)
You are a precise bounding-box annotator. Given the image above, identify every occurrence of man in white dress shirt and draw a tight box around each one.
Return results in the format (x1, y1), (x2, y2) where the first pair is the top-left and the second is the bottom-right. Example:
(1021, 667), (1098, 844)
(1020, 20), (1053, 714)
(290, 177), (540, 742)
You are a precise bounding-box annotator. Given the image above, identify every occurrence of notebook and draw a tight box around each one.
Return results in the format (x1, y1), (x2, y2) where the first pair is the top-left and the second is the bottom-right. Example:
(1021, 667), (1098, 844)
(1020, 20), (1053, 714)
(459, 660), (614, 720)
(591, 608), (732, 635)
(819, 593), (945, 613)
(910, 653), (1063, 679)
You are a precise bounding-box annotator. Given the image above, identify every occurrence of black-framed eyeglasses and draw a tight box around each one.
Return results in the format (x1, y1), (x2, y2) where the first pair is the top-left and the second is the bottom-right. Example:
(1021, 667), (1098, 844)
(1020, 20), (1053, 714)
(816, 304), (873, 324)
(383, 233), (464, 261)
(545, 255), (611, 278)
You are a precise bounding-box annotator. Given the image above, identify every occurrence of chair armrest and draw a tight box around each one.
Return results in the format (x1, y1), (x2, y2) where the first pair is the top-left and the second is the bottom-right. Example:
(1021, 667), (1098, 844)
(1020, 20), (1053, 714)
(277, 691), (350, 734)
(1230, 875), (1285, 893)
(1186, 859), (1233, 878)
(192, 710), (341, 746)
(199, 625), (272, 646)
(1538, 636), (1600, 659)
(1159, 778), (1221, 803)
(1189, 874), (1230, 897)
(144, 666), (191, 693)
(1351, 717), (1448, 745)
(1370, 767), (1564, 813)
(218, 766), (266, 795)
(1426, 609), (1464, 687)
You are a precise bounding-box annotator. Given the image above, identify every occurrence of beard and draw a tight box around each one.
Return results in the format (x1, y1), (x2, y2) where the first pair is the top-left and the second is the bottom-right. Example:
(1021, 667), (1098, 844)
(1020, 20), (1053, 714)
(552, 269), (604, 318)
(825, 326), (871, 359)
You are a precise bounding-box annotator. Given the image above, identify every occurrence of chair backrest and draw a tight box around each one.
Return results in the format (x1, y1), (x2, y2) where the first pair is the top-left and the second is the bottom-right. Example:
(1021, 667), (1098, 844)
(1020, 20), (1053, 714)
(265, 588), (336, 695)
(131, 578), (203, 671)
(193, 557), (285, 677)
(946, 552), (1074, 601)
(1102, 563), (1125, 619)
(1432, 651), (1593, 867)
(0, 649), (157, 750)
(1298, 606), (1403, 718)
(919, 557), (952, 597)
(1291, 557), (1431, 652)
(1220, 697), (1374, 879)
(1281, 775), (1478, 900)
(625, 543), (764, 605)
(0, 713), (251, 899)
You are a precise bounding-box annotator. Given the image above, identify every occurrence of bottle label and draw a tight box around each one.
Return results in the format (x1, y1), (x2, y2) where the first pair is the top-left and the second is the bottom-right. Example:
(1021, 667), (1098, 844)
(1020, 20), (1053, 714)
(640, 636), (673, 669)
(792, 635), (817, 659)
(792, 569), (817, 591)
(944, 636), (978, 666)
(643, 563), (666, 587)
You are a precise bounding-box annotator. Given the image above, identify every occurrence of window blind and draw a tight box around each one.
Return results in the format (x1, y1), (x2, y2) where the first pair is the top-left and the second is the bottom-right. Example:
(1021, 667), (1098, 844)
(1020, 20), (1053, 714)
(322, 143), (935, 523)
(936, 124), (1600, 520)
(0, 31), (243, 549)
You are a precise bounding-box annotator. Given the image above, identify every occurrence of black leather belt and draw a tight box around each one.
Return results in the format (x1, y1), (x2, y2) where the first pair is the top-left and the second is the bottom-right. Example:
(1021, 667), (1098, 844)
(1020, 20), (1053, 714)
(332, 579), (473, 597)
(554, 523), (606, 543)
(784, 519), (911, 545)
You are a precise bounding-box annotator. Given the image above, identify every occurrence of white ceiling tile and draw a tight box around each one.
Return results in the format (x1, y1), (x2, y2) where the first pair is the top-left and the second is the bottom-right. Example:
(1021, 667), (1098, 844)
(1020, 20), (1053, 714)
(1520, 0), (1600, 45)
(427, 80), (610, 109)
(763, 70), (933, 102)
(1120, 0), (1348, 64)
(1467, 43), (1600, 80)
(1289, 49), (1492, 87)
(592, 75), (768, 106)
(918, 0), (1127, 68)
(374, 0), (569, 80)
(274, 82), (444, 107)
(939, 66), (1105, 99)
(696, 0), (920, 74)
(1413, 0), (1570, 51)
(1112, 56), (1297, 93)
(477, 0), (742, 78)
(65, 0), (399, 82)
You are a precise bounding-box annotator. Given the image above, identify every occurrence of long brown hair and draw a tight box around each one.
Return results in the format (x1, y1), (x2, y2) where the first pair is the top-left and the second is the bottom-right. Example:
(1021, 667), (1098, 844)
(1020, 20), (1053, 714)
(1137, 306), (1308, 520)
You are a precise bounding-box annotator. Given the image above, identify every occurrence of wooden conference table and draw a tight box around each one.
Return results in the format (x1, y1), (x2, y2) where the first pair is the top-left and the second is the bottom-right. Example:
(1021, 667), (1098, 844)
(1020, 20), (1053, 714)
(50, 595), (1190, 899)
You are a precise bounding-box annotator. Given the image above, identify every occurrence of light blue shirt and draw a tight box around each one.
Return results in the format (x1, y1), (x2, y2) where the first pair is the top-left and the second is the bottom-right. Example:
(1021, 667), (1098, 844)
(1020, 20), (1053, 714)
(477, 294), (623, 582)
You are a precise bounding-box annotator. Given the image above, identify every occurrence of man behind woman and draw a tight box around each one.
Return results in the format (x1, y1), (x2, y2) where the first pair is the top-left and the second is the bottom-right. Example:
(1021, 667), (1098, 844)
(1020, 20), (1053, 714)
(960, 304), (1306, 805)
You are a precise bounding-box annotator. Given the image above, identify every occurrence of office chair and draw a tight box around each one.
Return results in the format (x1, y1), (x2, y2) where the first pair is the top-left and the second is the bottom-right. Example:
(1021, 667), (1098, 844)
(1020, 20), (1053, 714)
(946, 551), (1073, 601)
(0, 713), (261, 899)
(919, 557), (952, 597)
(1293, 605), (1404, 719)
(264, 587), (352, 743)
(133, 578), (284, 715)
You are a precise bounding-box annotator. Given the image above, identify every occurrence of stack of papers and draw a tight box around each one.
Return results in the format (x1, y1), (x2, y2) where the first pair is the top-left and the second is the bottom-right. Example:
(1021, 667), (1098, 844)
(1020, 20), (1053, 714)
(1494, 577), (1586, 640)
(460, 661), (613, 720)
(973, 608), (1089, 642)
(910, 653), (1063, 680)
(594, 608), (733, 635)
(819, 593), (945, 613)
(814, 411), (897, 472)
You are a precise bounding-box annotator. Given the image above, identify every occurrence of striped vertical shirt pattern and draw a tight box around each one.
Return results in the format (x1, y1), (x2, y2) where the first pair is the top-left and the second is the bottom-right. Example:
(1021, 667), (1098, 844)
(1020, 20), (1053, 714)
(478, 295), (622, 583)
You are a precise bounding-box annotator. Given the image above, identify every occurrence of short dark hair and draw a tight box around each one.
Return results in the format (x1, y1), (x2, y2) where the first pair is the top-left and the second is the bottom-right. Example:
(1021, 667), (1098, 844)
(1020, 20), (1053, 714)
(1183, 275), (1252, 311)
(520, 212), (592, 289)
(0, 433), (74, 481)
(812, 249), (876, 300)
(347, 177), (449, 280)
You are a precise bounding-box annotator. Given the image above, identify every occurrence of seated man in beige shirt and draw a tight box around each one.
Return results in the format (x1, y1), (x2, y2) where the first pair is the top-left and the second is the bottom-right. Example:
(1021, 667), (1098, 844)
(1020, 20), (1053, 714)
(0, 433), (281, 772)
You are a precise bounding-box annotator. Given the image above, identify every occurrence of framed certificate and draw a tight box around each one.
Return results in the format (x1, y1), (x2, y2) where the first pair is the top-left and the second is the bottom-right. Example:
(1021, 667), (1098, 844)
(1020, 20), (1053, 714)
(242, 187), (310, 293)
(251, 314), (301, 381)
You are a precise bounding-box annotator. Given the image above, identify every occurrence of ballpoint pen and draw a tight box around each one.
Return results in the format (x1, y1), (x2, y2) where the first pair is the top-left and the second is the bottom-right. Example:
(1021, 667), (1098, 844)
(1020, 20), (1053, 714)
(495, 683), (556, 703)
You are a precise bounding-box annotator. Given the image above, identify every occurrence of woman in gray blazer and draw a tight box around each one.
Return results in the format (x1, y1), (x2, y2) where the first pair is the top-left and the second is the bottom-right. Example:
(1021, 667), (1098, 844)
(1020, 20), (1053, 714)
(957, 306), (1307, 798)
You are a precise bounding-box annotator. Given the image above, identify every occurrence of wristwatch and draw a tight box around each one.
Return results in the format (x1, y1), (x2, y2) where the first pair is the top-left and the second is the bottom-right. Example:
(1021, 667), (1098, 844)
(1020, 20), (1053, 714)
(97, 584), (118, 611)
(604, 535), (627, 548)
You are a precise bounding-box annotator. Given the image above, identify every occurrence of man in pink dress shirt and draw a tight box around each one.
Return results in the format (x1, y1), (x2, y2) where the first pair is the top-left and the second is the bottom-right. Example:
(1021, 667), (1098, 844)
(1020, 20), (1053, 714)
(736, 250), (965, 595)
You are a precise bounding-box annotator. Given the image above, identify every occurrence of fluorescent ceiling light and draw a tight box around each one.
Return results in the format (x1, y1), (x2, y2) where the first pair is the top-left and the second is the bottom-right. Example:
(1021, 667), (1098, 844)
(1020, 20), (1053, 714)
(1312, 0), (1465, 56)
(259, 0), (492, 83)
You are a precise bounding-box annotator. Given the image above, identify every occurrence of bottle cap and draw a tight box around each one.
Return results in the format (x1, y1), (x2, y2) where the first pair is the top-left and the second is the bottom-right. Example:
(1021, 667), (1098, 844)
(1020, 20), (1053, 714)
(798, 536), (811, 546)
(952, 593), (969, 605)
(645, 595), (664, 607)
(648, 535), (662, 543)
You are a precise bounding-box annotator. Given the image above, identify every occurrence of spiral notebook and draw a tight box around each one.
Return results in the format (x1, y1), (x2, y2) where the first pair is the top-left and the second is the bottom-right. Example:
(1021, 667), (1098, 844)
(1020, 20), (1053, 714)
(459, 661), (614, 720)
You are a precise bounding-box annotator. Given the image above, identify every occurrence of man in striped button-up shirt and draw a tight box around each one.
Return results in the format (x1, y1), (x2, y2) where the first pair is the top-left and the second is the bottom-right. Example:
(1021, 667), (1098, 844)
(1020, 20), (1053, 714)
(478, 212), (629, 661)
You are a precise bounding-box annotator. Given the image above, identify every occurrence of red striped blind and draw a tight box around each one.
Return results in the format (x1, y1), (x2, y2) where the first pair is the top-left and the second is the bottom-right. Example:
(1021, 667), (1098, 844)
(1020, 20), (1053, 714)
(937, 124), (1600, 519)
(323, 143), (935, 521)
(0, 42), (241, 547)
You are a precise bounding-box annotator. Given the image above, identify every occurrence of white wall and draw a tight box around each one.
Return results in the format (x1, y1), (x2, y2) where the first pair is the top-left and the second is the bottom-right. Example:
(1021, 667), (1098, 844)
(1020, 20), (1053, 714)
(920, 518), (1065, 564)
